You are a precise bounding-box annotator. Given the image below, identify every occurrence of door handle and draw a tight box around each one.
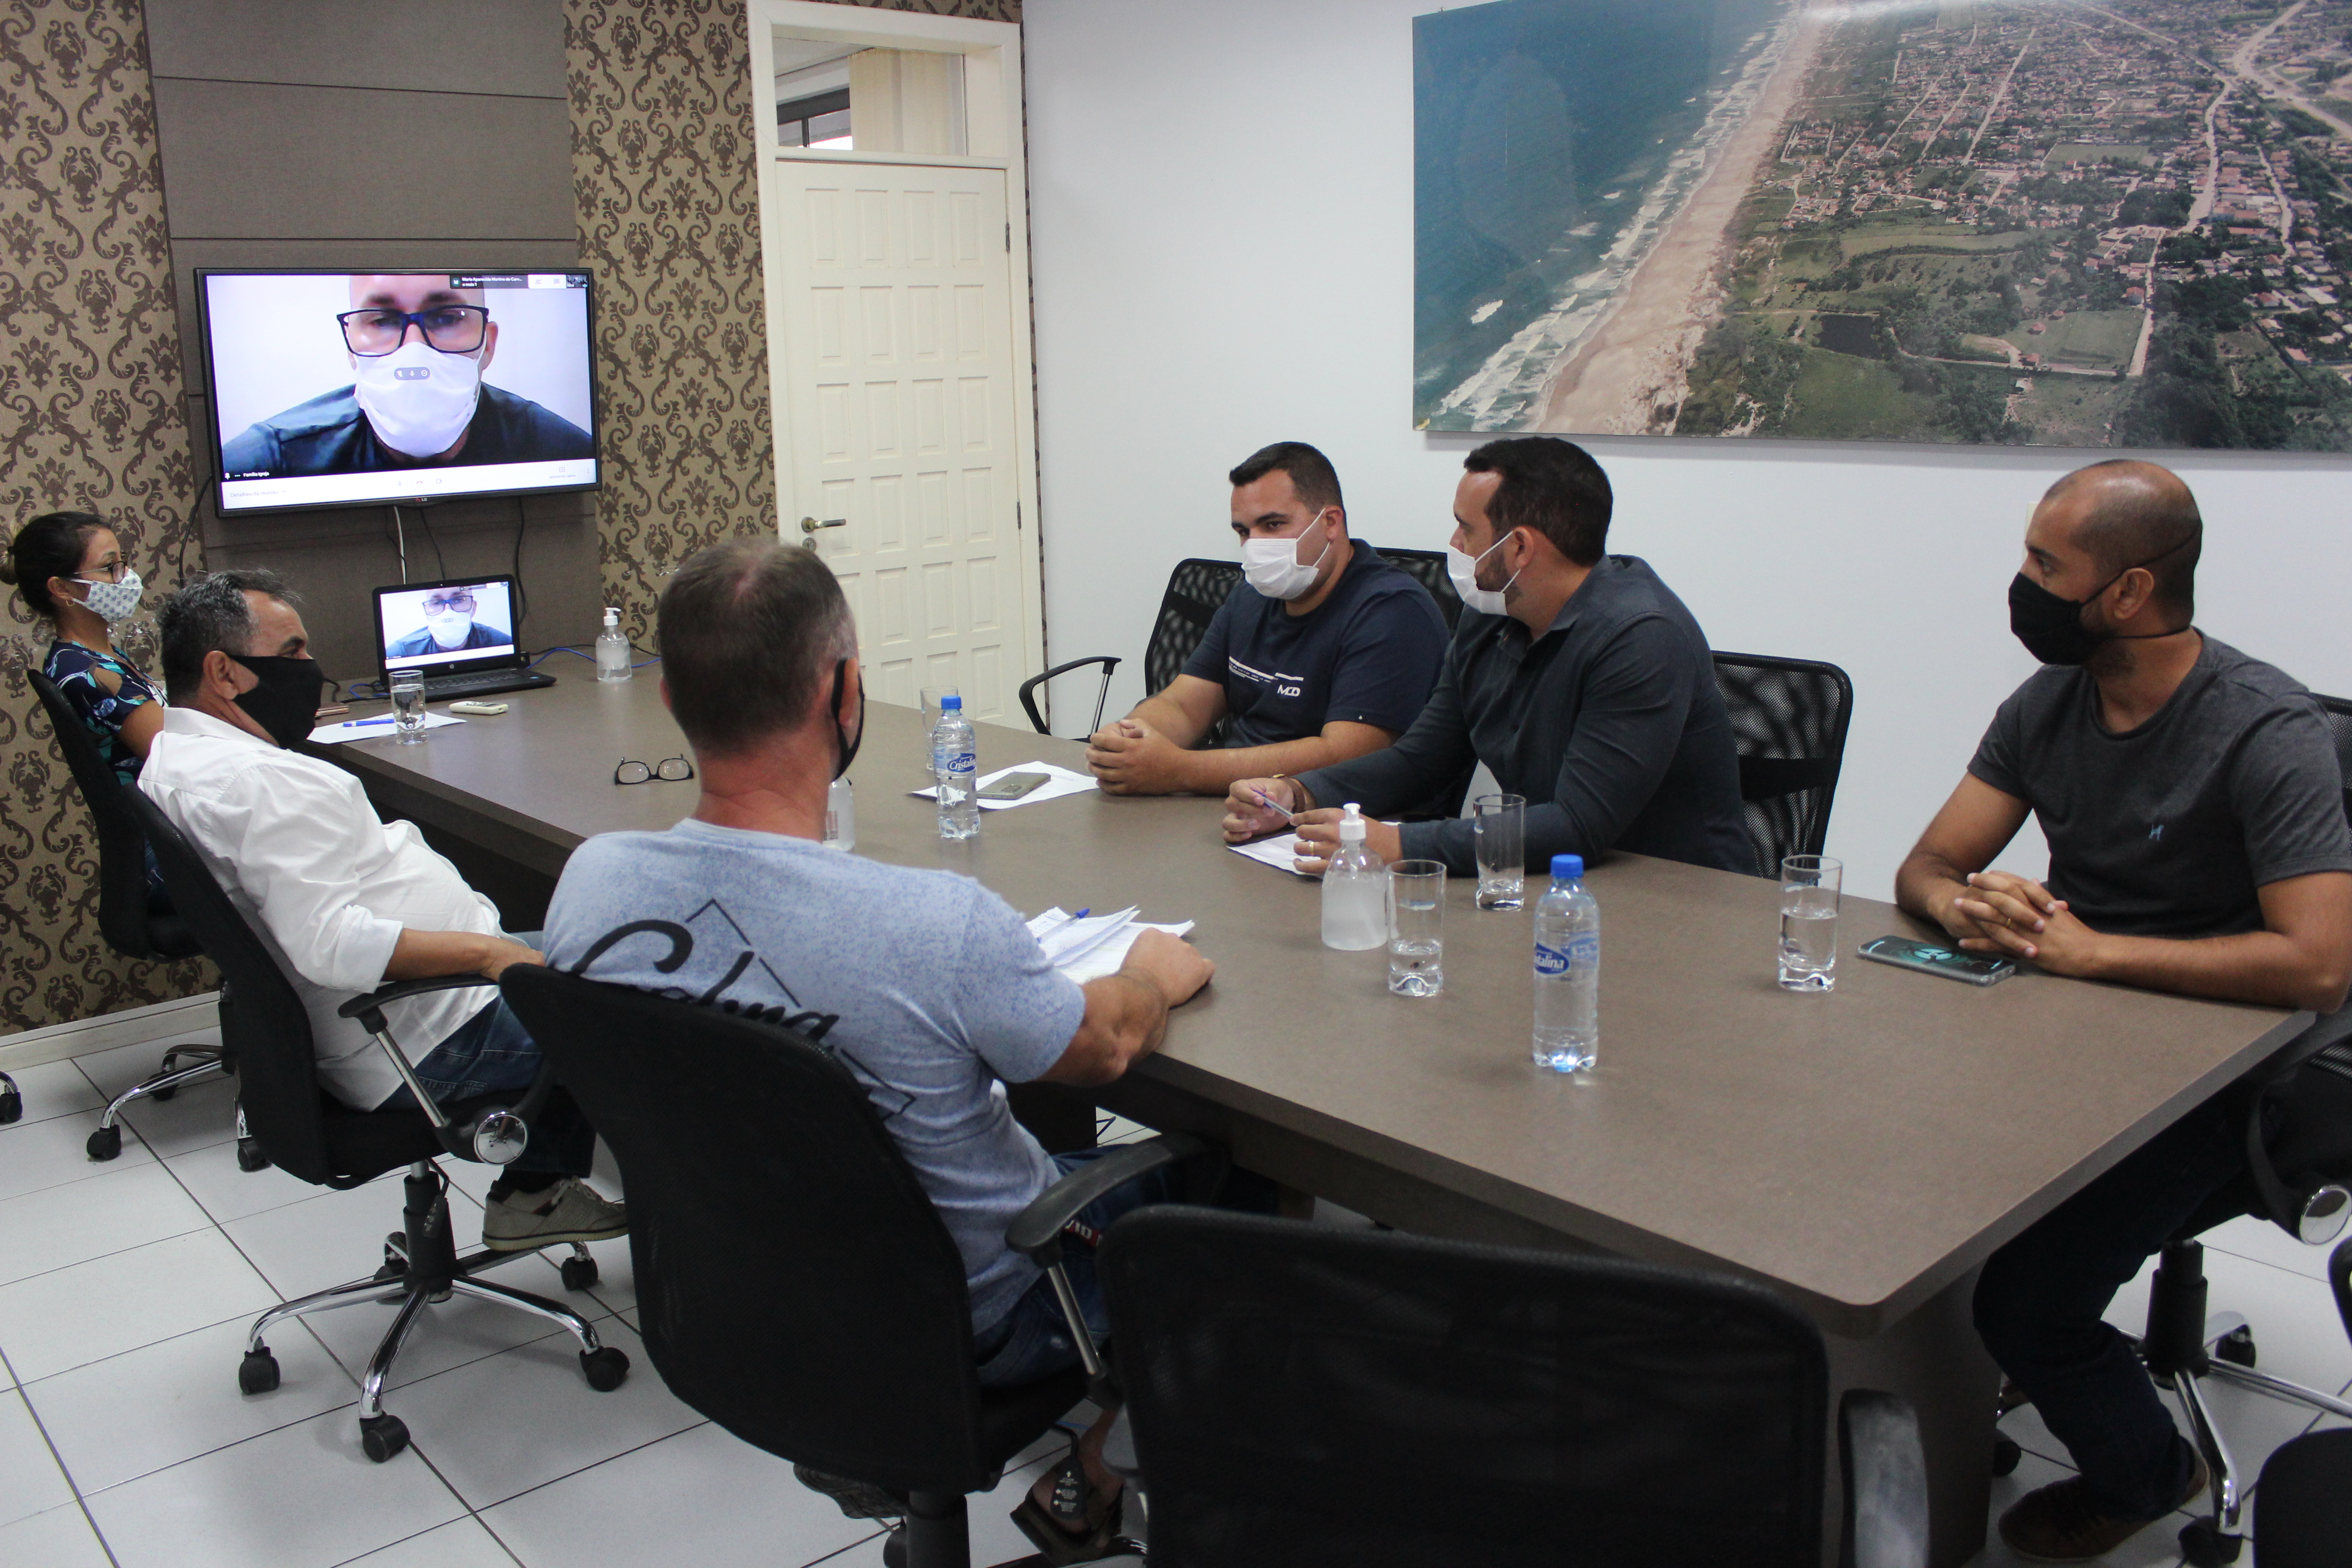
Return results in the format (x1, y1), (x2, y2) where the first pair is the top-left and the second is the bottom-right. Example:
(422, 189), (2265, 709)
(799, 516), (847, 552)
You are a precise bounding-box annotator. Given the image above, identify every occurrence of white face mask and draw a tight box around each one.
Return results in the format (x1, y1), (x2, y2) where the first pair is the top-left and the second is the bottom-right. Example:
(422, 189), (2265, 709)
(73, 567), (144, 624)
(426, 610), (475, 648)
(1447, 529), (1522, 617)
(353, 339), (483, 458)
(1240, 510), (1333, 602)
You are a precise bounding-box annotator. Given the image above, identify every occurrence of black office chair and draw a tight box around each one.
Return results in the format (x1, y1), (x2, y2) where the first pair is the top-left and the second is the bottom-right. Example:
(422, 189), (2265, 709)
(2105, 690), (2352, 1565)
(1018, 558), (1240, 736)
(27, 669), (237, 1162)
(1099, 1208), (1928, 1568)
(1374, 545), (1464, 632)
(126, 789), (622, 1463)
(1711, 652), (1855, 878)
(498, 962), (1209, 1568)
(2254, 1379), (2352, 1568)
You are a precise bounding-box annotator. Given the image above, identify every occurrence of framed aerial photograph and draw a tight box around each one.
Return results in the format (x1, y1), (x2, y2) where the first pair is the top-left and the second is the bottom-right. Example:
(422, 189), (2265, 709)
(1414, 0), (2352, 450)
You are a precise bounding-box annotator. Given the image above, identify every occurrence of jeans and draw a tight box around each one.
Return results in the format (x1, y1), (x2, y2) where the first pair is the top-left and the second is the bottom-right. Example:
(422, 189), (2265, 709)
(973, 1149), (1277, 1388)
(1973, 1092), (2257, 1518)
(371, 934), (594, 1178)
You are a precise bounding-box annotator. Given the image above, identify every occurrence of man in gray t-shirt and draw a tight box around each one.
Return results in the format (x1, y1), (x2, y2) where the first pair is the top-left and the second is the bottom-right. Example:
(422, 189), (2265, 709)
(541, 538), (1214, 1556)
(1896, 461), (2352, 1563)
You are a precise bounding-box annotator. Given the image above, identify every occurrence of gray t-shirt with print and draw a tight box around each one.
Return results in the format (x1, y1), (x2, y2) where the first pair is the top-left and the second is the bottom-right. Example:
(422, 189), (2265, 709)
(541, 820), (1085, 1331)
(1967, 636), (2352, 939)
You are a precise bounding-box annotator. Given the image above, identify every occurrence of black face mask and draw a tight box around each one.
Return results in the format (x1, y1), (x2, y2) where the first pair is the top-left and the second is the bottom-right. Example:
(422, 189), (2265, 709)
(2007, 535), (2194, 666)
(829, 659), (864, 781)
(226, 654), (327, 748)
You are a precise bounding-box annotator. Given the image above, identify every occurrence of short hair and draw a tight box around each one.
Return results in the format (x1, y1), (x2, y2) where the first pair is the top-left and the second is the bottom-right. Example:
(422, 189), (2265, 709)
(1461, 437), (1614, 566)
(659, 538), (855, 756)
(1227, 441), (1344, 515)
(158, 569), (294, 702)
(1, 510), (108, 622)
(2043, 460), (2201, 616)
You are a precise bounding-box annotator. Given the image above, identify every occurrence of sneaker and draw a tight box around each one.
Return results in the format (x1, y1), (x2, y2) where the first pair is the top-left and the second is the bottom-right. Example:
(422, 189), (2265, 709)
(1997, 1450), (2209, 1562)
(793, 1464), (903, 1520)
(481, 1178), (627, 1252)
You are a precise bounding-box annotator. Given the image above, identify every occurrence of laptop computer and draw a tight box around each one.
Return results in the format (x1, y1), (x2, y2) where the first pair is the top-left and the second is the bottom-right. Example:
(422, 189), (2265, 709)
(372, 573), (556, 701)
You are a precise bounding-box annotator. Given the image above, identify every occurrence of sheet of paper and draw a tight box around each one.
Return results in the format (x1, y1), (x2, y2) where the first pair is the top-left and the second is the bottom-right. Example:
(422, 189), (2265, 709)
(1058, 921), (1195, 984)
(911, 760), (1096, 810)
(1228, 833), (1313, 877)
(307, 712), (466, 745)
(1024, 906), (1195, 982)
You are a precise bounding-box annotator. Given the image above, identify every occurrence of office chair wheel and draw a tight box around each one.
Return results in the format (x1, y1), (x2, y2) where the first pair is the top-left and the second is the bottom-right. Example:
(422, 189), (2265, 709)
(882, 1527), (908, 1568)
(86, 1124), (122, 1161)
(359, 1412), (410, 1463)
(0, 1082), (19, 1124)
(560, 1254), (599, 1291)
(2178, 1517), (2241, 1567)
(237, 1348), (280, 1395)
(579, 1346), (630, 1392)
(149, 1084), (176, 1103)
(235, 1138), (271, 1173)
(2214, 1325), (2256, 1368)
(1991, 1435), (2022, 1476)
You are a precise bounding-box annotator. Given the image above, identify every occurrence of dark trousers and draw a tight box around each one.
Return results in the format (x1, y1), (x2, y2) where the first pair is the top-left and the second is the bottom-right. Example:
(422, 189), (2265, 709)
(1972, 1093), (2249, 1518)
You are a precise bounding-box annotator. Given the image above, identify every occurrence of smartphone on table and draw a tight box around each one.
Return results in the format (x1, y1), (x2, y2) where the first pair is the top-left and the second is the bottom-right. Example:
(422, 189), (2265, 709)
(1857, 935), (2020, 986)
(978, 770), (1050, 802)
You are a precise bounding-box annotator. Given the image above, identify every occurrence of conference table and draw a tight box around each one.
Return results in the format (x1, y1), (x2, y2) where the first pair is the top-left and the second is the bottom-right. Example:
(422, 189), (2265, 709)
(314, 673), (2313, 1568)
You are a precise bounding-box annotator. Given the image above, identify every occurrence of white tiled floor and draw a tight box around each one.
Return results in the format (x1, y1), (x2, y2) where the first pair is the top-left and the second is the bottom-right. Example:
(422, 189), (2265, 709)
(2, 1041), (2345, 1567)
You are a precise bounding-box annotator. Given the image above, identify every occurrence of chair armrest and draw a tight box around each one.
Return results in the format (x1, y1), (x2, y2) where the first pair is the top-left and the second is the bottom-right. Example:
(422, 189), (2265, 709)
(2239, 1004), (2341, 1239)
(1840, 1389), (1929, 1568)
(337, 974), (500, 1031)
(2332, 1236), (2351, 1348)
(338, 976), (553, 1161)
(1006, 1132), (1205, 1265)
(1018, 655), (1122, 737)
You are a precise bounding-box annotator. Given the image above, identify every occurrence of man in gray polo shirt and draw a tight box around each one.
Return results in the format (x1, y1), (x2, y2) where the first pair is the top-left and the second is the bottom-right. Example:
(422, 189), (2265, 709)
(1223, 436), (1750, 878)
(1896, 459), (2352, 1562)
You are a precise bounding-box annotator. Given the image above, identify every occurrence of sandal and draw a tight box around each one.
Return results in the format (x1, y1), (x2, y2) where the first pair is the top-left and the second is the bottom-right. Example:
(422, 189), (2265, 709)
(1010, 1450), (1124, 1565)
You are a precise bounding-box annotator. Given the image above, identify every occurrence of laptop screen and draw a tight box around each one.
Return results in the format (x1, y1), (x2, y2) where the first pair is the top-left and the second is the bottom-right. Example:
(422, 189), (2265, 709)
(376, 576), (521, 677)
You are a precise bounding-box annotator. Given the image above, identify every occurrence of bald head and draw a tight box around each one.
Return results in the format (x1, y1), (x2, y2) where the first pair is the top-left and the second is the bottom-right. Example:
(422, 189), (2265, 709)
(2037, 460), (2201, 617)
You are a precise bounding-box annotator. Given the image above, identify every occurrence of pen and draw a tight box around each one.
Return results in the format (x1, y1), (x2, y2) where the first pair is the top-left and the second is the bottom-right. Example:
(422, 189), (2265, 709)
(339, 717), (397, 729)
(1073, 908), (1090, 920)
(1252, 789), (1295, 822)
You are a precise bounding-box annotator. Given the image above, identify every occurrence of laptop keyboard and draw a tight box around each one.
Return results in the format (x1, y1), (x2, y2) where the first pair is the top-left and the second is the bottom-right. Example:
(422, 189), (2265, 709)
(420, 668), (550, 698)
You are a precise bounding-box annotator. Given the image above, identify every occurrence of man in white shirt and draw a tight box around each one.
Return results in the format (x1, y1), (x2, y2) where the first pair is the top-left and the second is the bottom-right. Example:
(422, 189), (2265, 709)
(140, 569), (623, 1253)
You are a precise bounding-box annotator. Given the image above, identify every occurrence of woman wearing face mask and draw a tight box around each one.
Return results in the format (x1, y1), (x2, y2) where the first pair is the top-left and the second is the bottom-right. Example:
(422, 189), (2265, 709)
(3, 511), (163, 786)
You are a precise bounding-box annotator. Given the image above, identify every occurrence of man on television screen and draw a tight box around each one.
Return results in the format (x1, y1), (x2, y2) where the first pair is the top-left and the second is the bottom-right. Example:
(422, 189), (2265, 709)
(386, 586), (512, 660)
(219, 275), (593, 478)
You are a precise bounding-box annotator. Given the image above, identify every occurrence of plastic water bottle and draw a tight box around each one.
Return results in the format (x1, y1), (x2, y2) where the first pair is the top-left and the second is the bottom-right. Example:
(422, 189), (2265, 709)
(1320, 804), (1386, 950)
(932, 696), (978, 840)
(594, 607), (631, 682)
(1533, 853), (1599, 1072)
(823, 776), (856, 851)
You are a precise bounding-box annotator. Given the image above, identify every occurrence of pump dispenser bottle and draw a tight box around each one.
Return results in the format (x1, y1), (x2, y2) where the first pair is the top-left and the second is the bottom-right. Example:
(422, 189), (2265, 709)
(1320, 803), (1387, 950)
(595, 607), (631, 682)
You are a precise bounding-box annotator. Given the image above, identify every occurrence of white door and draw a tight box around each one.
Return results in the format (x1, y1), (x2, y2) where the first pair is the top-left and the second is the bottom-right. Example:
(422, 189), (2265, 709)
(769, 161), (1034, 722)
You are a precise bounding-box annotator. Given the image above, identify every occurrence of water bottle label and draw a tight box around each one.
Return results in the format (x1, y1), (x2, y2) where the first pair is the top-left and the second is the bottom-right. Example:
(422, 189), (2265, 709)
(1534, 942), (1569, 977)
(947, 751), (975, 777)
(1567, 934), (1598, 967)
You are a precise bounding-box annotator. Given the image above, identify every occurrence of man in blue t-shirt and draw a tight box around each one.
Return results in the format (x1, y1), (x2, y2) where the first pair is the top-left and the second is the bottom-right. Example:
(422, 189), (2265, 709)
(1084, 441), (1450, 797)
(540, 538), (1223, 1556)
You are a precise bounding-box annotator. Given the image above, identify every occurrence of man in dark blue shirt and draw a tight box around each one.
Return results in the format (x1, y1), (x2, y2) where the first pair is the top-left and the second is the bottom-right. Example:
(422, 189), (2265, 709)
(1085, 441), (1450, 796)
(1225, 436), (1750, 878)
(219, 274), (592, 479)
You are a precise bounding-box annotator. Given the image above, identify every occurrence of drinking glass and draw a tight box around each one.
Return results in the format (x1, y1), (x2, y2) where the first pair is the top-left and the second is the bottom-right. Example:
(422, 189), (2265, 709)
(919, 686), (958, 761)
(390, 671), (426, 745)
(1778, 854), (1842, 991)
(1472, 794), (1525, 910)
(1386, 860), (1447, 998)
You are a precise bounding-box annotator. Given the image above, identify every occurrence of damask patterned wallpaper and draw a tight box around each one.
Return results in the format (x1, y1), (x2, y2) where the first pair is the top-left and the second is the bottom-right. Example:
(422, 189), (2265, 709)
(811, 0), (1020, 16)
(0, 0), (209, 1032)
(566, 0), (778, 641)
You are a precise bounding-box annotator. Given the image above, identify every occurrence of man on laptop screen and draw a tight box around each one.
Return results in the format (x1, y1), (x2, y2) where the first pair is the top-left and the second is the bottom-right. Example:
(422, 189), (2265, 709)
(383, 580), (515, 670)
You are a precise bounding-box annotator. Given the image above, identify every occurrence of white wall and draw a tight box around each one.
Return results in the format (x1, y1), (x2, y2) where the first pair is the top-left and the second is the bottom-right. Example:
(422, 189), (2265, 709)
(1021, 0), (2352, 901)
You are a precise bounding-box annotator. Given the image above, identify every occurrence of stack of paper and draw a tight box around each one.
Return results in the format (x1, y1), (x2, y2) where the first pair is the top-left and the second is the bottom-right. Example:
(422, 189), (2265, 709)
(913, 762), (1097, 810)
(1025, 906), (1197, 983)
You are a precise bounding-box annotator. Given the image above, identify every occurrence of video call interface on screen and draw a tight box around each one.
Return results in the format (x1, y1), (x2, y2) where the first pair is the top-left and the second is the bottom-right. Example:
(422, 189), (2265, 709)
(200, 270), (597, 516)
(379, 580), (518, 673)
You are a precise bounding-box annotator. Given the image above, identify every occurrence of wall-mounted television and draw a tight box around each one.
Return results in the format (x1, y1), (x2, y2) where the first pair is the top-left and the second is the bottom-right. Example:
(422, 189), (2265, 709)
(195, 269), (599, 517)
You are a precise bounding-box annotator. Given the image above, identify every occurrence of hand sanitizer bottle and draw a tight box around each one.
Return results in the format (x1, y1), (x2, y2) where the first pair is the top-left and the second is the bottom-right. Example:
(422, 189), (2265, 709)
(595, 607), (631, 682)
(1320, 804), (1386, 950)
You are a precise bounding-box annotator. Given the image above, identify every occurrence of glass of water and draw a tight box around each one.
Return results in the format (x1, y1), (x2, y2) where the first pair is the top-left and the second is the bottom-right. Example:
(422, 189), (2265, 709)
(1472, 794), (1525, 910)
(1386, 860), (1446, 997)
(390, 671), (426, 745)
(919, 686), (958, 760)
(1778, 854), (1842, 992)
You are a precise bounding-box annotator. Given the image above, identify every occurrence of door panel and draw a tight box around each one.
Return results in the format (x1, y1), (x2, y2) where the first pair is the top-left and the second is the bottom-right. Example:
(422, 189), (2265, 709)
(771, 161), (1026, 721)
